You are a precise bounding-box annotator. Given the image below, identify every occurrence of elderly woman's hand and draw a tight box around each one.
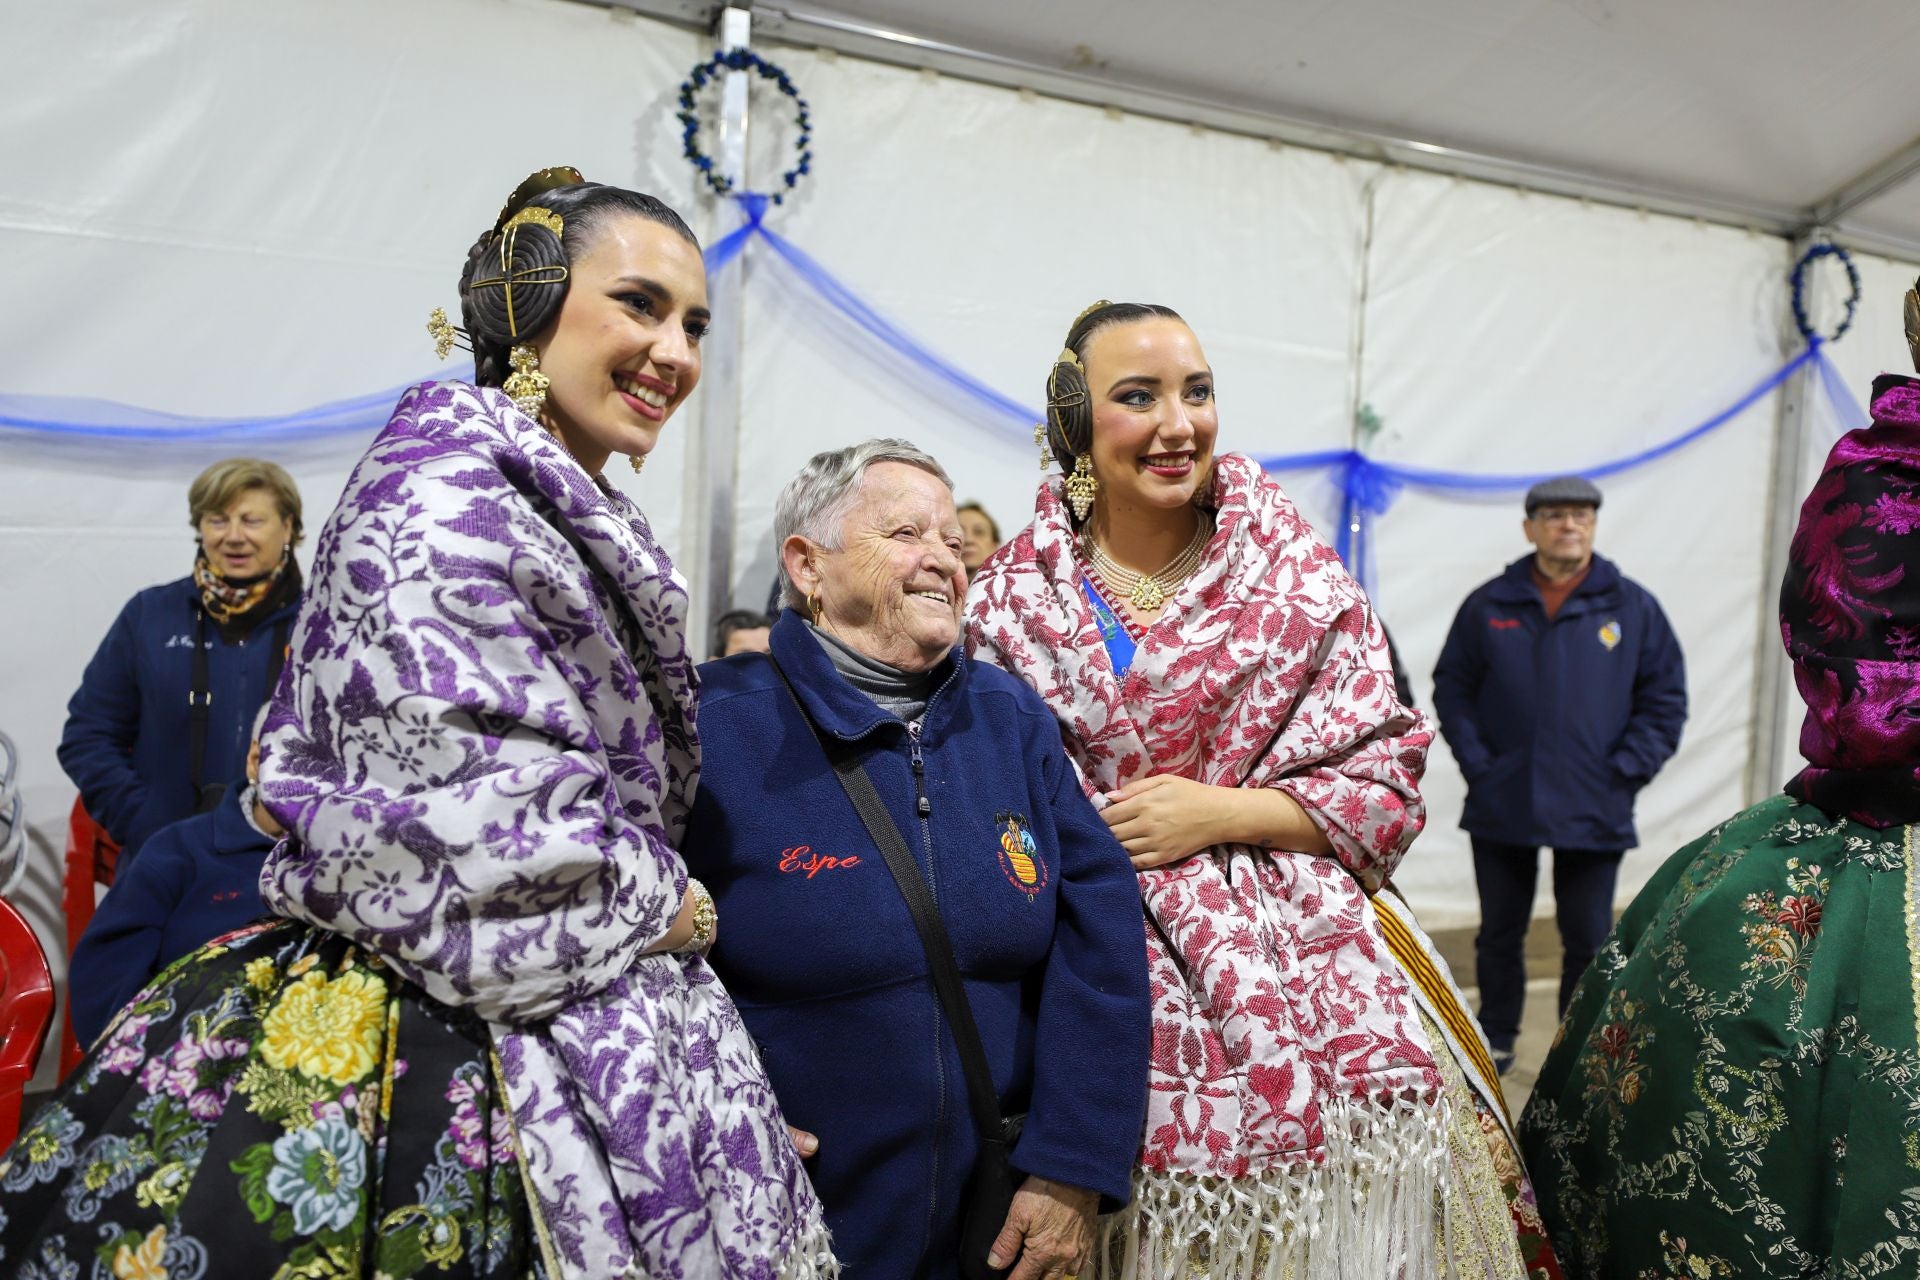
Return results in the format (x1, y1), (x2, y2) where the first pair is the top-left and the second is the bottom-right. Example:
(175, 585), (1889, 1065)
(987, 1176), (1097, 1280)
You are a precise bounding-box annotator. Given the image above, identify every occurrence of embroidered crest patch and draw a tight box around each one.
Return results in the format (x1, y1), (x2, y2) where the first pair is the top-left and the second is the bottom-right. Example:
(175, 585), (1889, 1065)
(995, 812), (1047, 899)
(1599, 619), (1622, 651)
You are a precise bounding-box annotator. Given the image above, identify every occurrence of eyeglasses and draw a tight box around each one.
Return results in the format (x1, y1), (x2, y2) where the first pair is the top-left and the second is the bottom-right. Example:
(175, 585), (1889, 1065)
(1529, 506), (1596, 526)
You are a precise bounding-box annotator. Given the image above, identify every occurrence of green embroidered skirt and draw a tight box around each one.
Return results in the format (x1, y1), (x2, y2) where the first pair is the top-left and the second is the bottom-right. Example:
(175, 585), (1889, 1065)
(1518, 794), (1920, 1277)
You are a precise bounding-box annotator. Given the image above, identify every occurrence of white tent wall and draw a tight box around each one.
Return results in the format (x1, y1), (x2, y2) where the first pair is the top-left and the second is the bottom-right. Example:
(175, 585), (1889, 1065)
(1360, 173), (1792, 923)
(727, 46), (1370, 611)
(0, 0), (708, 1085)
(8, 0), (1920, 1086)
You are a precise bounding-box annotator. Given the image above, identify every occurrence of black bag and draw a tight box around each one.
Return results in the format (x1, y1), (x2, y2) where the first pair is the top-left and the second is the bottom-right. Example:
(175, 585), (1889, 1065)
(770, 659), (1025, 1280)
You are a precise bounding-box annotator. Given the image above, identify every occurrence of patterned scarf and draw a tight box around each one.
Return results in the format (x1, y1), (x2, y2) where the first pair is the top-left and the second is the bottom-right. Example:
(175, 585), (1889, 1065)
(261, 382), (834, 1280)
(194, 546), (300, 640)
(966, 454), (1450, 1276)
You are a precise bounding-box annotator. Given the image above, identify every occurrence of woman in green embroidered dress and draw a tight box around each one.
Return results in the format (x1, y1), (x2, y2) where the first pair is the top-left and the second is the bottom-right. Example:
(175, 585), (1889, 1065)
(1517, 289), (1920, 1277)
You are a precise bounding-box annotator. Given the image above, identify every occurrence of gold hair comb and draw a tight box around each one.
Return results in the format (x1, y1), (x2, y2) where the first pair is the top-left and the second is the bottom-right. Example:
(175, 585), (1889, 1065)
(493, 166), (584, 233)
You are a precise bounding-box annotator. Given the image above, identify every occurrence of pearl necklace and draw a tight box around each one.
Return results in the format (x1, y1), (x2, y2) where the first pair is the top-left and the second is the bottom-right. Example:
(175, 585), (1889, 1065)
(1078, 512), (1214, 613)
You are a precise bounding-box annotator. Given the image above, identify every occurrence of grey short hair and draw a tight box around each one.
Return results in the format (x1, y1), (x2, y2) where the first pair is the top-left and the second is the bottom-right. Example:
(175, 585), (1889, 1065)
(774, 438), (954, 609)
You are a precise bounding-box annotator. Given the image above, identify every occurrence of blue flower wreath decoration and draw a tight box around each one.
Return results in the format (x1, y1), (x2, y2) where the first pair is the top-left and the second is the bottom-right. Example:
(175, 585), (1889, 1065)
(678, 49), (813, 204)
(1790, 241), (1862, 343)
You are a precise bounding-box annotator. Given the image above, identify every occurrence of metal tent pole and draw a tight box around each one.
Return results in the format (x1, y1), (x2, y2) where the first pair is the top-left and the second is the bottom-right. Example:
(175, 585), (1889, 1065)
(682, 5), (752, 657)
(1746, 232), (1823, 804)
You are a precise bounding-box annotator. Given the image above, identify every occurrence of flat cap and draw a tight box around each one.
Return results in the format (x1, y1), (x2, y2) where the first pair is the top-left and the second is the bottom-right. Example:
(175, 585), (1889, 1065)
(1524, 475), (1603, 515)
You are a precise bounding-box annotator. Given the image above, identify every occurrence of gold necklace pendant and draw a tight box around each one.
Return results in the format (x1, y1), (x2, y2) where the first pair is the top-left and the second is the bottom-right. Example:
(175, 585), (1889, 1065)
(1129, 577), (1166, 612)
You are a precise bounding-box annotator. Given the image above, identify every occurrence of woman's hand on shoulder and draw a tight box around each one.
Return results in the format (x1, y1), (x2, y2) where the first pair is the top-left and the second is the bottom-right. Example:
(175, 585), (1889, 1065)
(988, 1176), (1097, 1280)
(1101, 774), (1224, 870)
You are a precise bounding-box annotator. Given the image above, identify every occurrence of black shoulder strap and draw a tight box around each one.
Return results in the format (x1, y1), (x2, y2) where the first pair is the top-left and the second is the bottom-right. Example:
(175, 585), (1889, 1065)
(191, 610), (295, 796)
(768, 656), (1006, 1141)
(189, 606), (212, 794)
(266, 615), (294, 700)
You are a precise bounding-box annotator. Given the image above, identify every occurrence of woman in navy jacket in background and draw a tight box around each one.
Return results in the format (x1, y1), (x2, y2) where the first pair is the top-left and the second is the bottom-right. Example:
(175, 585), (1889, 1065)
(67, 707), (281, 1045)
(58, 458), (303, 861)
(686, 440), (1151, 1280)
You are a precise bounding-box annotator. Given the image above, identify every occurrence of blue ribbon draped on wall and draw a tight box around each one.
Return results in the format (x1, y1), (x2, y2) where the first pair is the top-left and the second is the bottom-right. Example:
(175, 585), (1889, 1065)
(0, 191), (1871, 595)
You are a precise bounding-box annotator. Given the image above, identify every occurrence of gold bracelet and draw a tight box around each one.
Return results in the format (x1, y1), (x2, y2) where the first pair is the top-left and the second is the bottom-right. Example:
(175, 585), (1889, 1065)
(683, 878), (717, 952)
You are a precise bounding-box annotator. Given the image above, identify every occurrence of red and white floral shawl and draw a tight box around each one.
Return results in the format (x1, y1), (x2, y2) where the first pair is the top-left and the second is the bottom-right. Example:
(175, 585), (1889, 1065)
(965, 454), (1445, 1190)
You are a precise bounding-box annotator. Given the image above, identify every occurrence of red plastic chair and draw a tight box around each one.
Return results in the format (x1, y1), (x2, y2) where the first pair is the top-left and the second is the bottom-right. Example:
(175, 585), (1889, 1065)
(0, 894), (56, 1150)
(58, 798), (119, 1079)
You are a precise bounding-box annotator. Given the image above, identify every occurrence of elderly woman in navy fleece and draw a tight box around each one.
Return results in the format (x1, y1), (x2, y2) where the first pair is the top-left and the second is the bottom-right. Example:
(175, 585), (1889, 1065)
(686, 439), (1151, 1280)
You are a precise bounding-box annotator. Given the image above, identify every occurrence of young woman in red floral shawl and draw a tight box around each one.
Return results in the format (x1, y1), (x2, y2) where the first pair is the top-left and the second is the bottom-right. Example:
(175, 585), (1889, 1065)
(964, 302), (1561, 1278)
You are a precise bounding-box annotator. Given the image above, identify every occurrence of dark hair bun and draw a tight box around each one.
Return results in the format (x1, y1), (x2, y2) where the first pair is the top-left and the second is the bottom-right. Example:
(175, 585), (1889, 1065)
(459, 220), (568, 388)
(461, 222), (569, 347)
(1045, 356), (1092, 463)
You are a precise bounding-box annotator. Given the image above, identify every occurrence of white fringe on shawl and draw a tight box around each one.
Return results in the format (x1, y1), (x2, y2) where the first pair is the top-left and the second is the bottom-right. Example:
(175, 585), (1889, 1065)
(776, 1223), (842, 1280)
(1093, 1092), (1454, 1280)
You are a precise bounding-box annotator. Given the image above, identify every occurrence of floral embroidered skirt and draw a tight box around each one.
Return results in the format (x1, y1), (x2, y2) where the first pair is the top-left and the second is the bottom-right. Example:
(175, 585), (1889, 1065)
(1517, 794), (1920, 1276)
(0, 920), (540, 1279)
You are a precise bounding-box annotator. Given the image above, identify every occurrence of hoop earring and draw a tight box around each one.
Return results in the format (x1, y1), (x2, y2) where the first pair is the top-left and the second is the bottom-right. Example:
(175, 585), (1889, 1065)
(503, 344), (550, 419)
(806, 591), (823, 624)
(1066, 454), (1099, 522)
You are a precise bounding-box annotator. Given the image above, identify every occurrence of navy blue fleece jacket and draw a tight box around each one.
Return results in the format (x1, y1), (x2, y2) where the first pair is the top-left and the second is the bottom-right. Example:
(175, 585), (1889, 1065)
(69, 783), (276, 1044)
(685, 612), (1151, 1278)
(58, 576), (297, 859)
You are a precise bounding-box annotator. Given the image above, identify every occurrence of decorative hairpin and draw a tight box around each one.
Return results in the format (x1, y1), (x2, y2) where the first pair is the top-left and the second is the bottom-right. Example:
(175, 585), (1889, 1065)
(502, 205), (565, 238)
(493, 166), (584, 233)
(1068, 298), (1112, 332)
(426, 307), (471, 360)
(1905, 282), (1920, 374)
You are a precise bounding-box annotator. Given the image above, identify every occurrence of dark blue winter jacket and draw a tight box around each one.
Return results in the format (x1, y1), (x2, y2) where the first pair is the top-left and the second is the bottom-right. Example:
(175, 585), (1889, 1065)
(58, 576), (298, 860)
(68, 782), (276, 1045)
(685, 612), (1151, 1279)
(1431, 554), (1687, 851)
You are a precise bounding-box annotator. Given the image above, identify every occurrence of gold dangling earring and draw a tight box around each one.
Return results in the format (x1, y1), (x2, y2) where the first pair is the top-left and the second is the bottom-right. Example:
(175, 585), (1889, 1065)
(1066, 453), (1099, 522)
(630, 453), (646, 474)
(503, 344), (550, 419)
(1033, 422), (1053, 471)
(807, 591), (823, 625)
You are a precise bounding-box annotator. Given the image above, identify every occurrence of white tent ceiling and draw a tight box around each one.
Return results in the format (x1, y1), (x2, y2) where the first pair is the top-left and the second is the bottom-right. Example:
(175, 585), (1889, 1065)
(611, 0), (1920, 256)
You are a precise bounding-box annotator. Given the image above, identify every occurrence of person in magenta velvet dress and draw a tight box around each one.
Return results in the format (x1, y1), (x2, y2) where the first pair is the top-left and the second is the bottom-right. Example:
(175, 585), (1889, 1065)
(1517, 288), (1920, 1276)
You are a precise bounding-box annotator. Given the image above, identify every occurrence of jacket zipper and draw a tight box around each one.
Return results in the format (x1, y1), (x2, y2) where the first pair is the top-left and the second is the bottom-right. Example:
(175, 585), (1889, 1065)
(906, 669), (960, 1264)
(908, 723), (931, 818)
(907, 716), (943, 1258)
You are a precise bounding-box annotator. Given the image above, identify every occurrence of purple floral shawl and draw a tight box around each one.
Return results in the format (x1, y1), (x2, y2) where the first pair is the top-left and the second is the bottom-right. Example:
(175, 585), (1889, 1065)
(259, 382), (835, 1278)
(1781, 373), (1920, 828)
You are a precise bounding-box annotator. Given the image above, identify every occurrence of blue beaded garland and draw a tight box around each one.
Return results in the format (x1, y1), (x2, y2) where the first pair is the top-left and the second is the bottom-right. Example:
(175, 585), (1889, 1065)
(1790, 242), (1862, 344)
(677, 49), (814, 204)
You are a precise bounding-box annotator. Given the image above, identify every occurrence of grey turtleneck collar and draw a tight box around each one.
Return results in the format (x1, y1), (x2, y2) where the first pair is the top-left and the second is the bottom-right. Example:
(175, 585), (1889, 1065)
(810, 624), (940, 723)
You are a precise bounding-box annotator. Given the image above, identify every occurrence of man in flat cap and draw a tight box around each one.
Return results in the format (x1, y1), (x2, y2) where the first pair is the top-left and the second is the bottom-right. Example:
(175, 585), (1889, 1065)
(1432, 476), (1686, 1074)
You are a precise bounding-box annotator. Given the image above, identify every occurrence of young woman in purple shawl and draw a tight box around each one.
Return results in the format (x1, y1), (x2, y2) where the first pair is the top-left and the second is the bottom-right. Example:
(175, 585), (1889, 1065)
(0, 169), (836, 1280)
